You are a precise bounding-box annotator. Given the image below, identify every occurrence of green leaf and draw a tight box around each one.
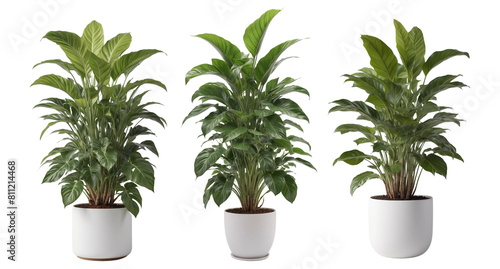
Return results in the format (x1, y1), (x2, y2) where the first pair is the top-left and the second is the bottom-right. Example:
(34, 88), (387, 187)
(43, 30), (90, 77)
(122, 153), (155, 191)
(111, 49), (163, 80)
(43, 155), (78, 183)
(335, 124), (375, 139)
(82, 159), (101, 189)
(183, 103), (215, 124)
(99, 33), (132, 65)
(120, 182), (142, 217)
(284, 119), (303, 132)
(350, 171), (378, 195)
(212, 174), (234, 206)
(333, 150), (372, 166)
(32, 74), (81, 100)
(267, 98), (309, 122)
(361, 35), (398, 81)
(292, 147), (311, 157)
(254, 109), (274, 118)
(288, 135), (311, 150)
(125, 78), (167, 92)
(192, 82), (229, 105)
(394, 20), (415, 76)
(201, 111), (227, 136)
(417, 153), (448, 178)
(138, 140), (159, 157)
(186, 63), (226, 84)
(232, 142), (250, 151)
(82, 20), (104, 54)
(194, 147), (223, 177)
(226, 127), (248, 141)
(292, 157), (316, 171)
(89, 52), (111, 84)
(243, 9), (281, 57)
(282, 174), (297, 203)
(255, 39), (301, 85)
(418, 75), (467, 103)
(258, 151), (275, 171)
(264, 170), (286, 195)
(95, 148), (118, 171)
(423, 49), (469, 76)
(263, 114), (286, 139)
(33, 59), (76, 75)
(408, 27), (425, 78)
(196, 33), (241, 65)
(61, 180), (83, 207)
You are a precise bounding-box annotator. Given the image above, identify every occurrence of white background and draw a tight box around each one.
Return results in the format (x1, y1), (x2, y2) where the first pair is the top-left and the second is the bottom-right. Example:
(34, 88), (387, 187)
(1, 0), (499, 268)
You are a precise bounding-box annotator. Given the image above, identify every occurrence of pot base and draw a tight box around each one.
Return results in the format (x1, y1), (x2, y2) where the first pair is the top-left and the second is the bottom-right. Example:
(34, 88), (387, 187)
(231, 253), (269, 261)
(77, 255), (128, 261)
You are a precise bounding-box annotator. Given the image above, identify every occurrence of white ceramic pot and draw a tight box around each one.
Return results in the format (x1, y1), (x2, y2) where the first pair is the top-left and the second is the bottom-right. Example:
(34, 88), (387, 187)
(224, 208), (276, 260)
(72, 205), (132, 260)
(369, 196), (433, 258)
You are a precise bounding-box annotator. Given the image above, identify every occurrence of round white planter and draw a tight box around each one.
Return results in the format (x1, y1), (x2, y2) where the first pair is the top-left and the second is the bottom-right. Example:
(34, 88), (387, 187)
(369, 196), (433, 258)
(72, 205), (132, 260)
(224, 208), (276, 261)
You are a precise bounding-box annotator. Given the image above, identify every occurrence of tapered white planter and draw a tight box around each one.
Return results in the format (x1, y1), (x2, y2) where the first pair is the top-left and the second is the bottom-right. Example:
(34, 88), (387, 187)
(369, 196), (433, 258)
(72, 205), (132, 261)
(224, 208), (276, 261)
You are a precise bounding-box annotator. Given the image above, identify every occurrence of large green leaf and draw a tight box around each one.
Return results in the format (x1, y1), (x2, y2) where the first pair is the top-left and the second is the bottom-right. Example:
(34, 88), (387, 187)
(82, 20), (104, 54)
(267, 98), (309, 122)
(333, 150), (373, 166)
(183, 103), (216, 124)
(282, 174), (297, 203)
(42, 154), (78, 183)
(211, 174), (234, 206)
(350, 171), (378, 196)
(194, 147), (224, 177)
(95, 148), (118, 171)
(423, 49), (469, 76)
(196, 34), (241, 65)
(185, 63), (231, 85)
(255, 39), (301, 85)
(418, 75), (467, 103)
(361, 35), (398, 81)
(32, 74), (81, 100)
(394, 20), (415, 76)
(61, 180), (83, 207)
(258, 151), (275, 171)
(99, 33), (132, 64)
(243, 9), (281, 58)
(262, 114), (286, 139)
(335, 124), (375, 139)
(416, 153), (447, 178)
(292, 157), (316, 171)
(89, 53), (111, 84)
(191, 82), (229, 105)
(43, 31), (89, 77)
(122, 153), (155, 191)
(264, 170), (285, 195)
(111, 49), (163, 80)
(201, 111), (227, 136)
(225, 127), (248, 141)
(408, 27), (425, 78)
(33, 59), (76, 75)
(120, 182), (142, 217)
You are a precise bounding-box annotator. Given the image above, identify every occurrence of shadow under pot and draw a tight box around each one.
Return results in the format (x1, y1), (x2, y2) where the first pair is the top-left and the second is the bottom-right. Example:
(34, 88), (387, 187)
(224, 208), (276, 261)
(72, 204), (132, 261)
(369, 196), (433, 258)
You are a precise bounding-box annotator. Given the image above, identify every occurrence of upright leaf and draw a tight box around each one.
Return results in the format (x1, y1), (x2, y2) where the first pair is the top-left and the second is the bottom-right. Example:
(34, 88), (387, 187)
(361, 35), (398, 81)
(196, 34), (241, 65)
(43, 31), (89, 77)
(194, 147), (224, 177)
(243, 9), (281, 58)
(99, 33), (132, 64)
(82, 20), (104, 54)
(111, 49), (163, 80)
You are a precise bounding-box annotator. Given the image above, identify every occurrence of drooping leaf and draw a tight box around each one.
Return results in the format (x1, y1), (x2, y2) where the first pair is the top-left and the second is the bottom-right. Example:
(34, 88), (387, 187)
(111, 49), (163, 80)
(423, 49), (469, 76)
(122, 153), (155, 191)
(196, 33), (241, 65)
(211, 174), (234, 206)
(255, 39), (301, 85)
(95, 148), (118, 171)
(264, 170), (286, 195)
(333, 150), (373, 166)
(350, 171), (378, 195)
(61, 180), (84, 207)
(282, 174), (297, 203)
(262, 114), (286, 139)
(183, 103), (216, 124)
(43, 31), (90, 77)
(32, 74), (81, 99)
(194, 147), (224, 177)
(119, 182), (142, 217)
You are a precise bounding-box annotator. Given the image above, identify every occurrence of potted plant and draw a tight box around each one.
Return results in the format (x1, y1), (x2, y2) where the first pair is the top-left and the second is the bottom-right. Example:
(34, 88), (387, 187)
(184, 9), (315, 260)
(330, 20), (469, 258)
(33, 21), (166, 260)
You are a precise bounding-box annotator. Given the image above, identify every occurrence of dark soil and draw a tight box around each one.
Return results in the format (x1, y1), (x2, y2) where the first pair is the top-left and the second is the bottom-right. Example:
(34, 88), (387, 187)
(74, 203), (125, 209)
(226, 208), (275, 214)
(372, 195), (430, 201)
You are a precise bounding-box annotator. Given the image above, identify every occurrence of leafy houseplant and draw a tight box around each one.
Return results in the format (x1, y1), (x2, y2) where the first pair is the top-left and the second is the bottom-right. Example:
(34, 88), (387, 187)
(185, 9), (314, 259)
(33, 21), (166, 260)
(330, 20), (468, 258)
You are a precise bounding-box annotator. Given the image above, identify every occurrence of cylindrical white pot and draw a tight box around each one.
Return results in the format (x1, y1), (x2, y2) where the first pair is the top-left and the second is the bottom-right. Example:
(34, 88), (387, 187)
(73, 205), (132, 260)
(369, 196), (433, 258)
(224, 208), (276, 260)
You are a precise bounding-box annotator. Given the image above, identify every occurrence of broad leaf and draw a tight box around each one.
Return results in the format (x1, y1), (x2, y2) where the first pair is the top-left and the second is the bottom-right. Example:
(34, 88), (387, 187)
(122, 153), (155, 191)
(350, 171), (378, 195)
(95, 148), (118, 171)
(183, 103), (215, 124)
(361, 35), (398, 81)
(263, 114), (286, 139)
(120, 182), (142, 217)
(423, 49), (469, 76)
(194, 147), (223, 177)
(264, 170), (285, 195)
(243, 9), (281, 57)
(99, 33), (132, 64)
(32, 74), (81, 99)
(61, 180), (84, 207)
(111, 49), (163, 80)
(255, 39), (301, 85)
(43, 31), (89, 77)
(82, 20), (104, 54)
(333, 150), (372, 166)
(282, 174), (297, 203)
(212, 174), (234, 206)
(196, 34), (241, 65)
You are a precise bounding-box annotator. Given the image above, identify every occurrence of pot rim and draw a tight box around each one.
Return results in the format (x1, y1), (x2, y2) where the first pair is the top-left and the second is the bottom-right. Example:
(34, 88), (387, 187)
(224, 207), (276, 215)
(73, 203), (126, 209)
(370, 195), (433, 201)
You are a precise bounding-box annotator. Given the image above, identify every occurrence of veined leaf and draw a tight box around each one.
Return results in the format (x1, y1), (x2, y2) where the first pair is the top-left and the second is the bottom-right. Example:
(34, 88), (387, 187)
(122, 153), (155, 191)
(282, 174), (297, 203)
(89, 52), (111, 84)
(263, 114), (286, 139)
(350, 171), (378, 195)
(82, 20), (104, 54)
(194, 147), (223, 177)
(333, 150), (372, 166)
(408, 26), (425, 78)
(32, 74), (81, 100)
(120, 182), (142, 217)
(264, 170), (285, 195)
(255, 39), (301, 85)
(95, 148), (118, 171)
(43, 31), (89, 77)
(61, 180), (83, 207)
(394, 20), (415, 76)
(192, 82), (229, 105)
(361, 35), (398, 81)
(267, 98), (309, 122)
(196, 33), (241, 65)
(243, 9), (281, 58)
(423, 49), (469, 76)
(183, 103), (216, 124)
(111, 49), (163, 80)
(99, 33), (132, 64)
(33, 59), (76, 75)
(211, 174), (234, 206)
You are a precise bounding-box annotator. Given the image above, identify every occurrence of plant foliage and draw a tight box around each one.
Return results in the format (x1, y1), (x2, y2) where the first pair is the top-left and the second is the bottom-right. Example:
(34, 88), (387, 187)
(33, 21), (166, 217)
(331, 20), (468, 199)
(185, 9), (315, 212)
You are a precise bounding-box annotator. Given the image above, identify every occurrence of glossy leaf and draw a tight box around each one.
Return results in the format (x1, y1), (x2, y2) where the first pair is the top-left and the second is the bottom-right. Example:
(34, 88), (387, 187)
(361, 35), (398, 81)
(122, 153), (155, 192)
(99, 33), (132, 64)
(350, 171), (378, 195)
(196, 34), (241, 65)
(43, 31), (89, 76)
(333, 150), (372, 166)
(423, 49), (470, 76)
(82, 20), (104, 54)
(243, 9), (281, 57)
(264, 171), (285, 195)
(194, 147), (223, 177)
(61, 180), (84, 207)
(111, 49), (163, 80)
(282, 174), (297, 203)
